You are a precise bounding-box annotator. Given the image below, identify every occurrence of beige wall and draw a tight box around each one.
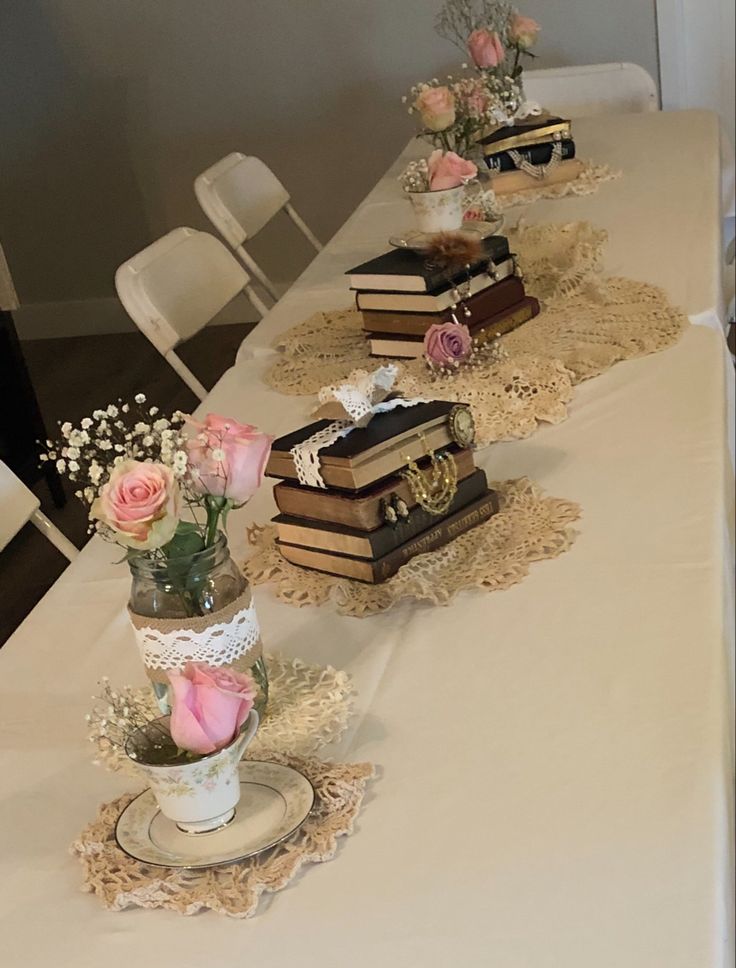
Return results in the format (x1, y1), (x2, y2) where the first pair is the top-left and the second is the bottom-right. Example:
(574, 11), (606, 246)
(1, 0), (659, 336)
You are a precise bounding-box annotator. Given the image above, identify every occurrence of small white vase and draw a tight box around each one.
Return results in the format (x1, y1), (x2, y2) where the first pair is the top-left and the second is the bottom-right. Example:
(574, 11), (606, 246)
(408, 185), (465, 233)
(126, 710), (259, 834)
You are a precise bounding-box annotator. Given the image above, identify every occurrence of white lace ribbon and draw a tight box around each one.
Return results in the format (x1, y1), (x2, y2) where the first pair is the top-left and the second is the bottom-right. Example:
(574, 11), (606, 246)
(290, 365), (425, 489)
(129, 599), (261, 671)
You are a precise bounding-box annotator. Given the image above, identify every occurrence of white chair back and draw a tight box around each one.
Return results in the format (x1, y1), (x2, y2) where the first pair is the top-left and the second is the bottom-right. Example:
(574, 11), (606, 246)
(195, 153), (290, 246)
(194, 153), (322, 302)
(0, 460), (78, 560)
(524, 63), (658, 117)
(115, 227), (248, 356)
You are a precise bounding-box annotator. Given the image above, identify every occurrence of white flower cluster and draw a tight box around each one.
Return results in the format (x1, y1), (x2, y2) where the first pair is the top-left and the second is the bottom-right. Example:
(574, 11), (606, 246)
(399, 158), (431, 193)
(85, 677), (159, 768)
(41, 393), (188, 510)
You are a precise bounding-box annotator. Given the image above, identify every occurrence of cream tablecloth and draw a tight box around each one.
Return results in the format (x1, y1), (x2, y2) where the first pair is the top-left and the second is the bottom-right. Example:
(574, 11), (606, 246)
(0, 110), (733, 968)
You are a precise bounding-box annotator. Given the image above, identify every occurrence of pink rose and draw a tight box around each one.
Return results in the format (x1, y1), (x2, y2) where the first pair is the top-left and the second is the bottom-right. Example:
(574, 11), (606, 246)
(467, 28), (506, 68)
(508, 13), (540, 49)
(168, 663), (256, 756)
(414, 86), (456, 132)
(427, 150), (478, 191)
(186, 414), (273, 506)
(91, 459), (181, 549)
(424, 322), (473, 366)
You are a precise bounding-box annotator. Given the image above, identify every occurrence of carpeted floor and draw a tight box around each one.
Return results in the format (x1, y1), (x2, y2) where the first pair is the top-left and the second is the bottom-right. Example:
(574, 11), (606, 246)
(0, 323), (254, 646)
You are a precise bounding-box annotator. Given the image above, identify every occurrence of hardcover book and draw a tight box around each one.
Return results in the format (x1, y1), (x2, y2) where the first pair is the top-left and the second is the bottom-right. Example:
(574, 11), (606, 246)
(368, 296), (540, 359)
(347, 235), (510, 293)
(273, 447), (477, 530)
(355, 269), (502, 314)
(266, 400), (468, 491)
(277, 490), (499, 582)
(360, 273), (523, 337)
(479, 117), (572, 155)
(485, 138), (576, 171)
(488, 160), (583, 196)
(274, 469), (490, 559)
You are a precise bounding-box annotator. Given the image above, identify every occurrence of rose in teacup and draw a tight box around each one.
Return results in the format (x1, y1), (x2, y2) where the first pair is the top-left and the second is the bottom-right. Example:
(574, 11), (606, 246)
(168, 663), (257, 756)
(186, 414), (273, 506)
(427, 150), (478, 191)
(91, 459), (181, 549)
(508, 13), (540, 49)
(424, 322), (473, 366)
(414, 85), (456, 132)
(467, 28), (505, 68)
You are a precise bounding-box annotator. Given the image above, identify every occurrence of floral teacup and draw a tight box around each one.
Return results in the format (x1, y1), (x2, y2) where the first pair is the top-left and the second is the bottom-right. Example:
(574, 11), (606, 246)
(125, 710), (259, 834)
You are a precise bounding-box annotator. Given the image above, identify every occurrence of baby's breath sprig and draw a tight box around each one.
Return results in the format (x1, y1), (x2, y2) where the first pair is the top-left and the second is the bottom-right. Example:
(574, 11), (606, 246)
(40, 393), (189, 532)
(425, 335), (508, 379)
(85, 678), (160, 768)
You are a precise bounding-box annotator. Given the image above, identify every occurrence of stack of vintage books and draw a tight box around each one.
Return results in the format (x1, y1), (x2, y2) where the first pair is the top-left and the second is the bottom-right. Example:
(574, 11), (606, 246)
(478, 115), (582, 195)
(348, 234), (539, 359)
(264, 401), (498, 583)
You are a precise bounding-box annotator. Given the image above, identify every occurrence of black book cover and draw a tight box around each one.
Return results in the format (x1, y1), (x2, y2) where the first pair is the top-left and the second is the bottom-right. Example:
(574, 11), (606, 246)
(485, 138), (576, 171)
(347, 236), (510, 294)
(478, 116), (569, 147)
(274, 469), (489, 559)
(270, 400), (458, 461)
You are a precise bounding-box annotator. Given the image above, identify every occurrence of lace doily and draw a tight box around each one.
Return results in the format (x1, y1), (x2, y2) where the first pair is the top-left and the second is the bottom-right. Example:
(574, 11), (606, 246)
(128, 591), (261, 671)
(87, 653), (355, 774)
(71, 754), (375, 918)
(493, 159), (620, 210)
(264, 221), (686, 447)
(267, 310), (574, 449)
(502, 275), (688, 383)
(244, 477), (580, 617)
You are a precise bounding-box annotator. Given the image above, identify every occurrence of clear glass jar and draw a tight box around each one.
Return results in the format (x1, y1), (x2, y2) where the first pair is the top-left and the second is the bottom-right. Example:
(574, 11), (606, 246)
(128, 532), (268, 715)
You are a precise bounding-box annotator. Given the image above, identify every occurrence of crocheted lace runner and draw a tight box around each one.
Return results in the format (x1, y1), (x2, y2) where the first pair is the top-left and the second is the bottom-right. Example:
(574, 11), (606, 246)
(244, 477), (580, 618)
(264, 221), (686, 448)
(493, 159), (620, 210)
(71, 754), (375, 918)
(87, 653), (355, 774)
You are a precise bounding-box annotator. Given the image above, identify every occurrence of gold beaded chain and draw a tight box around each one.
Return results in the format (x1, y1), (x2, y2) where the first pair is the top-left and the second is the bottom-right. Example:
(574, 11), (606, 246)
(399, 437), (458, 516)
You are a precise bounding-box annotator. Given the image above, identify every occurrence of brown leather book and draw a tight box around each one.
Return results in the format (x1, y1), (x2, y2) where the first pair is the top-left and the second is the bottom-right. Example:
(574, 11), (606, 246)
(360, 275), (525, 337)
(277, 490), (498, 583)
(273, 447), (477, 530)
(369, 296), (539, 359)
(489, 159), (584, 196)
(274, 470), (490, 559)
(266, 401), (473, 492)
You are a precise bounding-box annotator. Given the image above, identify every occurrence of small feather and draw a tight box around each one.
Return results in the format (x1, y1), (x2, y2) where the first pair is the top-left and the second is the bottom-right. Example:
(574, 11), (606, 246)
(422, 231), (484, 271)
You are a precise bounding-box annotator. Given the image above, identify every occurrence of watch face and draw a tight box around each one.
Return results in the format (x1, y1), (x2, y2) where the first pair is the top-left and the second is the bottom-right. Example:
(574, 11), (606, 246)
(449, 405), (475, 448)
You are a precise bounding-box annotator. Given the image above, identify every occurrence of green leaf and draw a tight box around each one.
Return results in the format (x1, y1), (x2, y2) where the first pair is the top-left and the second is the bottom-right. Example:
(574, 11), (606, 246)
(164, 529), (206, 560)
(174, 520), (200, 534)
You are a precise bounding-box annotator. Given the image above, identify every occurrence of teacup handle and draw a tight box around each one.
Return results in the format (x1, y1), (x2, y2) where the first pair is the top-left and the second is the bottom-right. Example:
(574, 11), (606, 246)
(234, 709), (259, 759)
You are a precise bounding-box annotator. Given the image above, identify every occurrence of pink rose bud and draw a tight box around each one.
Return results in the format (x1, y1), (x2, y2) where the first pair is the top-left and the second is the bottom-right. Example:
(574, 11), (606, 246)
(168, 663), (257, 756)
(424, 322), (473, 366)
(186, 413), (273, 507)
(508, 13), (540, 49)
(91, 459), (181, 549)
(414, 85), (456, 132)
(427, 149), (478, 191)
(467, 28), (506, 68)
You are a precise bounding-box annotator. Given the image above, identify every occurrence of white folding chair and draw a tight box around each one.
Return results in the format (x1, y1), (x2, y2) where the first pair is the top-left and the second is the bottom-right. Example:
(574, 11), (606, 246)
(115, 227), (268, 400)
(0, 460), (78, 561)
(194, 153), (322, 303)
(523, 63), (658, 118)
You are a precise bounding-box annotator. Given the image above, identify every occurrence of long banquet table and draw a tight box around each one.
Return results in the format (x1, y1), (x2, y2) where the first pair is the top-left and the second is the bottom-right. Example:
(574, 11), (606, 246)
(1, 110), (734, 968)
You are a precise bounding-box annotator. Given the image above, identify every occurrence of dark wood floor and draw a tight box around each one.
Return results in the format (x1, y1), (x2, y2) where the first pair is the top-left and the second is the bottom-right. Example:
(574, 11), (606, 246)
(0, 323), (253, 646)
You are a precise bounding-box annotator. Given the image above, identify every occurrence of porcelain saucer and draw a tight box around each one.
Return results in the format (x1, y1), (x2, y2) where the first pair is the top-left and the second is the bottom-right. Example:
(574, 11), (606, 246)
(389, 217), (504, 252)
(115, 760), (315, 869)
